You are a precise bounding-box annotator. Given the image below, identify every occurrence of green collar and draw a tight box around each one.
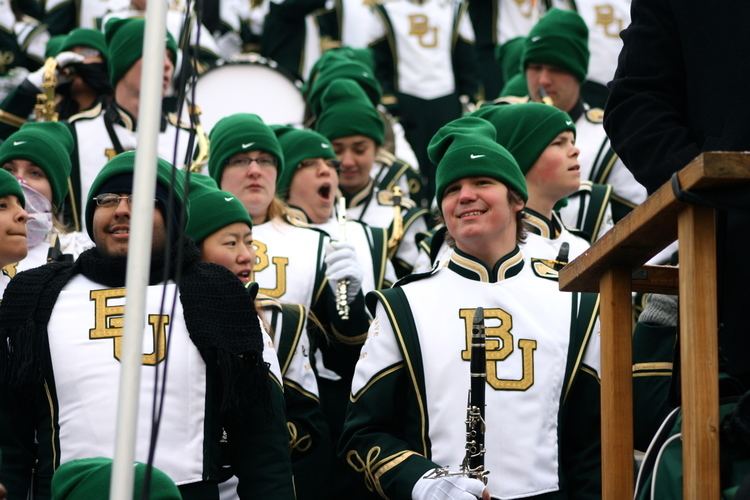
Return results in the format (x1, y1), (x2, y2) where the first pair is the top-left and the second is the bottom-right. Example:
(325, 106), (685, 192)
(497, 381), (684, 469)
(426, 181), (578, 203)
(448, 246), (524, 283)
(343, 179), (374, 209)
(523, 208), (562, 239)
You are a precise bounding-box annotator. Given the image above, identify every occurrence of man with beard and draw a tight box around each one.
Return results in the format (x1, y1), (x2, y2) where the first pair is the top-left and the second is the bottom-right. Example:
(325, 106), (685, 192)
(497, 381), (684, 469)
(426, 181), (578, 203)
(0, 28), (112, 139)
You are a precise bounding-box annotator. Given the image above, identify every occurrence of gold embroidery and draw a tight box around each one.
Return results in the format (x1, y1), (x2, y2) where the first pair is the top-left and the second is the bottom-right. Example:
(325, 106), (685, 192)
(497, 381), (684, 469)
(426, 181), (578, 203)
(595, 4), (624, 38)
(408, 14), (438, 48)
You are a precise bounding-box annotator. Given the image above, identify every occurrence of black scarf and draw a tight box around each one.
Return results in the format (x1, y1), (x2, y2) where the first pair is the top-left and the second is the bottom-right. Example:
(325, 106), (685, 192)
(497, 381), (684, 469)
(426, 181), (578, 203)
(0, 239), (268, 414)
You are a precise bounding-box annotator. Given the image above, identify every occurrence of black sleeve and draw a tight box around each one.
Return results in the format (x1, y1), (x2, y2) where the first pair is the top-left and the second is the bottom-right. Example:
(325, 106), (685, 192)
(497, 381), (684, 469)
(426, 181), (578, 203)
(603, 0), (700, 193)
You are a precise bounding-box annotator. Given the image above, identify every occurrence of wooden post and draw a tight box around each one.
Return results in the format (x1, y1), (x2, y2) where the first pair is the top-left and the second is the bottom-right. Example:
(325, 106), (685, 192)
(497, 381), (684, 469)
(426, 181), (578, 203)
(678, 205), (720, 499)
(599, 267), (634, 500)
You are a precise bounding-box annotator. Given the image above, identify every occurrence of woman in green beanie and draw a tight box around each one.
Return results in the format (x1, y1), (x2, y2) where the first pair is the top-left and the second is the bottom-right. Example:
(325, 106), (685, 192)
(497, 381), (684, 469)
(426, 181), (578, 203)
(0, 168), (28, 287)
(187, 181), (334, 500)
(315, 78), (429, 278)
(0, 122), (93, 297)
(340, 114), (602, 500)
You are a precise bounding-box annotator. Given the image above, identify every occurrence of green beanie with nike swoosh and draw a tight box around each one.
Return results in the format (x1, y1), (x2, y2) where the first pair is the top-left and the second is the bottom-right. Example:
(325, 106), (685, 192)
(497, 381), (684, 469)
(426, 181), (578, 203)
(522, 8), (589, 82)
(0, 168), (25, 207)
(208, 113), (285, 184)
(473, 102), (576, 174)
(186, 186), (253, 244)
(428, 115), (527, 209)
(273, 126), (337, 198)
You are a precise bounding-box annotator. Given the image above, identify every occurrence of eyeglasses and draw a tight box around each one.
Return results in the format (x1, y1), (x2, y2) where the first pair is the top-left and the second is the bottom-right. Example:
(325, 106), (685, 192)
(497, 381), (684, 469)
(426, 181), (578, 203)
(226, 156), (277, 169)
(92, 193), (157, 208)
(299, 159), (341, 172)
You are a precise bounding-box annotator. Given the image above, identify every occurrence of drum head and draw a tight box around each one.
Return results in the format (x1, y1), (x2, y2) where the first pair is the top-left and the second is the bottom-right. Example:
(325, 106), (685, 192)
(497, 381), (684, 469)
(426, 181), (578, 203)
(188, 60), (306, 132)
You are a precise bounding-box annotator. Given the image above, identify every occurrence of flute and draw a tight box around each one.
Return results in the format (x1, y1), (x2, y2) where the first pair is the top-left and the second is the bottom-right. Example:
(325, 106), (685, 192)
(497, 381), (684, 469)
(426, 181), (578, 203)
(335, 197), (350, 320)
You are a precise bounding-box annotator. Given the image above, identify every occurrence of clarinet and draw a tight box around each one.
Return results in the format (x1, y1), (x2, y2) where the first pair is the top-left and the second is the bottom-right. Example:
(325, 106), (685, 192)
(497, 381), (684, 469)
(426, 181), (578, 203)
(426, 307), (489, 485)
(464, 306), (488, 483)
(335, 197), (350, 320)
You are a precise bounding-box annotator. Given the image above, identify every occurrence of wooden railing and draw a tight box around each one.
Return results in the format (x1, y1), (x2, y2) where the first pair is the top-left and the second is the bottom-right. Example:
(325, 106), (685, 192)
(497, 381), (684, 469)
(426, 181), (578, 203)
(559, 152), (750, 499)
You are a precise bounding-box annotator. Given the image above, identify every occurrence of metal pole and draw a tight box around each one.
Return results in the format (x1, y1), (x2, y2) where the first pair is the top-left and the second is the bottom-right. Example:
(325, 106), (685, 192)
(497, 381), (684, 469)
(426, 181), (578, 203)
(109, 2), (168, 498)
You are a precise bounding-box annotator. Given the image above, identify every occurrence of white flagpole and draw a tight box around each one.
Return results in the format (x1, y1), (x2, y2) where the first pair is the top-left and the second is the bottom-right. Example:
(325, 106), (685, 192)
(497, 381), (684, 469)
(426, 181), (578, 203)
(109, 0), (169, 497)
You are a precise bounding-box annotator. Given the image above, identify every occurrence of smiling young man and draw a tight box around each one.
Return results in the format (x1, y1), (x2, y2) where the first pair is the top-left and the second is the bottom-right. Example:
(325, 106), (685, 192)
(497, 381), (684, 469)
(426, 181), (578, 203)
(315, 78), (428, 278)
(340, 115), (601, 500)
(0, 152), (295, 499)
(523, 9), (646, 222)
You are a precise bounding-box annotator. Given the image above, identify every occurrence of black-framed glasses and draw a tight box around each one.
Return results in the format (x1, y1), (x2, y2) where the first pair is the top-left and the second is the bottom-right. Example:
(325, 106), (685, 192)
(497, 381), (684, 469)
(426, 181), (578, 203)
(299, 158), (341, 172)
(226, 156), (277, 169)
(92, 193), (156, 208)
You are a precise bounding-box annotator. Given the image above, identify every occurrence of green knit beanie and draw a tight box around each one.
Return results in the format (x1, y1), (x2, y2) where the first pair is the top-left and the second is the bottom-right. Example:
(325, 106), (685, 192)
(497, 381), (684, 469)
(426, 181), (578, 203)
(473, 102), (576, 174)
(0, 168), (24, 207)
(307, 58), (382, 117)
(0, 121), (73, 207)
(46, 35), (67, 58)
(51, 457), (181, 500)
(105, 18), (178, 86)
(187, 172), (218, 197)
(273, 126), (337, 198)
(61, 28), (108, 59)
(428, 116), (527, 208)
(499, 73), (529, 97)
(496, 36), (526, 83)
(316, 78), (384, 145)
(207, 113), (285, 184)
(186, 187), (252, 244)
(85, 151), (185, 240)
(522, 9), (589, 82)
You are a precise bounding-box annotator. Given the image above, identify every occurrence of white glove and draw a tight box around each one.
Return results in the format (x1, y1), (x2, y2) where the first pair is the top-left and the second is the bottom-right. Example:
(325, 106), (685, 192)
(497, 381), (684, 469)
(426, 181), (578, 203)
(411, 470), (486, 500)
(324, 241), (363, 303)
(26, 51), (85, 90)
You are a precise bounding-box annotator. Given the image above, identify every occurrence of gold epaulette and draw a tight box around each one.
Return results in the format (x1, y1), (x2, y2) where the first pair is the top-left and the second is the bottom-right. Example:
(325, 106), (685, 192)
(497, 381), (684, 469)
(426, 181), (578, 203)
(585, 107), (604, 124)
(68, 102), (103, 122)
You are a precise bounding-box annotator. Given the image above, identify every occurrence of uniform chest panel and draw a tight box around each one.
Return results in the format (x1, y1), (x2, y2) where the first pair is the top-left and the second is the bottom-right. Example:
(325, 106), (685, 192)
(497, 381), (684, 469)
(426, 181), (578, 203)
(48, 276), (206, 484)
(402, 268), (571, 497)
(384, 1), (457, 99)
(252, 221), (324, 307)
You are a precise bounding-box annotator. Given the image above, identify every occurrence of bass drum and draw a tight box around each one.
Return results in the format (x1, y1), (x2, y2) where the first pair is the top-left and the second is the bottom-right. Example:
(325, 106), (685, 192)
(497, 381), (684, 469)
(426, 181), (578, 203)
(189, 54), (306, 132)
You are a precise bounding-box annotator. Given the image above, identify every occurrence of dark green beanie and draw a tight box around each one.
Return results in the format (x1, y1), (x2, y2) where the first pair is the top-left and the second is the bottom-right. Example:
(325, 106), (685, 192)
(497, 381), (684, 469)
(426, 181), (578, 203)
(46, 35), (67, 58)
(85, 151), (185, 240)
(304, 47), (373, 94)
(473, 102), (576, 174)
(0, 168), (24, 207)
(207, 113), (285, 184)
(522, 9), (589, 82)
(60, 28), (108, 59)
(187, 172), (218, 197)
(316, 79), (384, 145)
(496, 36), (526, 83)
(186, 187), (252, 244)
(499, 73), (529, 97)
(307, 58), (382, 117)
(273, 126), (337, 198)
(105, 18), (178, 86)
(428, 115), (527, 208)
(0, 121), (73, 207)
(51, 457), (181, 500)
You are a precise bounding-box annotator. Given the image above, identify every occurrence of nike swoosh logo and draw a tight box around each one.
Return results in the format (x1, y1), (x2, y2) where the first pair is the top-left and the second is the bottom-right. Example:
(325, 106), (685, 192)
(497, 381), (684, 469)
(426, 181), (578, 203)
(565, 120), (573, 126)
(224, 197), (234, 202)
(321, 143), (330, 148)
(470, 154), (485, 160)
(531, 36), (541, 42)
(12, 141), (26, 146)
(241, 142), (255, 149)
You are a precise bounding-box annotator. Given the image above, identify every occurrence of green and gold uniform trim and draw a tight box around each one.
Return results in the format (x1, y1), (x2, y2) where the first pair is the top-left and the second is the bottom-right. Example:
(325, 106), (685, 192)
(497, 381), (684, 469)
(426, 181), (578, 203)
(287, 421), (313, 453)
(373, 5), (401, 94)
(369, 289), (430, 457)
(44, 380), (59, 469)
(331, 322), (369, 346)
(580, 182), (612, 244)
(562, 292), (601, 403)
(633, 361), (673, 378)
(346, 446), (420, 499)
(447, 246), (524, 283)
(284, 378), (319, 402)
(350, 362), (404, 403)
(579, 364), (600, 382)
(523, 208), (562, 239)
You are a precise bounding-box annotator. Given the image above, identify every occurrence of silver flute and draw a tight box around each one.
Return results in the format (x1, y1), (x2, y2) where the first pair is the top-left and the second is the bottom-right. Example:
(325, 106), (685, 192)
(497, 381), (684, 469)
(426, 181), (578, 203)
(427, 307), (489, 484)
(335, 197), (350, 320)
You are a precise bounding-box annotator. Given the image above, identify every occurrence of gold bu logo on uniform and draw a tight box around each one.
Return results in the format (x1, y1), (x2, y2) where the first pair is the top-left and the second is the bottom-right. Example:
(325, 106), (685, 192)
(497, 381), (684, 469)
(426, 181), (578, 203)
(595, 4), (624, 38)
(459, 308), (537, 390)
(408, 14), (438, 48)
(89, 288), (170, 365)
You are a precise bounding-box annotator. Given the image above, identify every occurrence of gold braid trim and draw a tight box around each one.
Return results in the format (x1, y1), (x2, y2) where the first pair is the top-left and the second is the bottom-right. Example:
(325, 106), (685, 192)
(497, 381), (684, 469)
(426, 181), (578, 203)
(287, 421), (313, 453)
(346, 447), (420, 499)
